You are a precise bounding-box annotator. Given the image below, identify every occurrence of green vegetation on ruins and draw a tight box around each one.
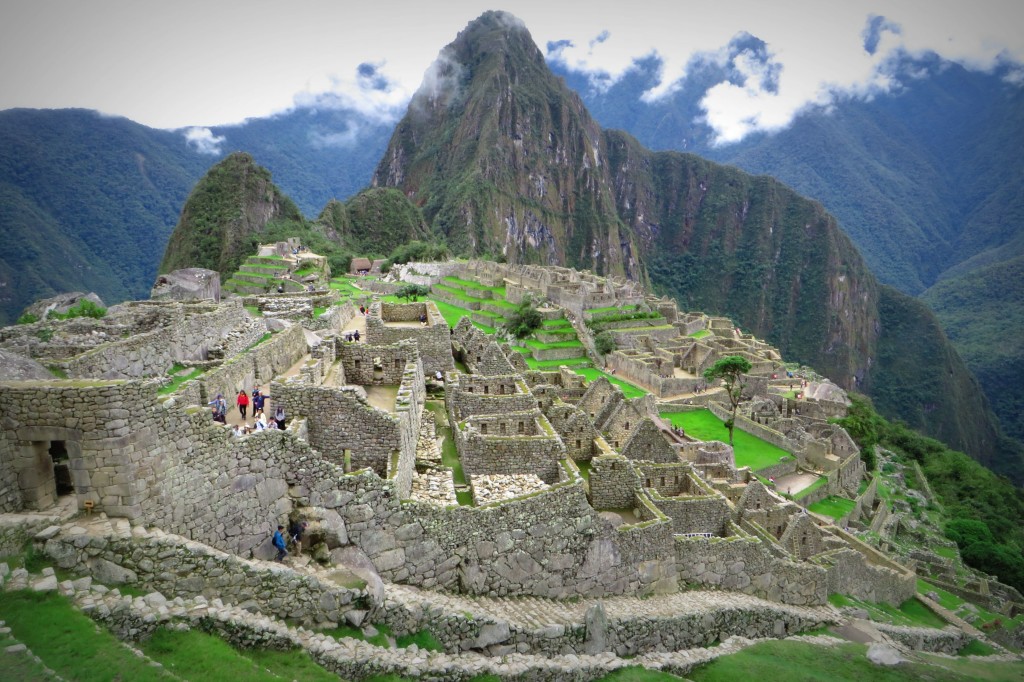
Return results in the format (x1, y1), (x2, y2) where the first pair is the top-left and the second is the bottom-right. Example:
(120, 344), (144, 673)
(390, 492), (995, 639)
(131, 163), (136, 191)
(660, 409), (793, 472)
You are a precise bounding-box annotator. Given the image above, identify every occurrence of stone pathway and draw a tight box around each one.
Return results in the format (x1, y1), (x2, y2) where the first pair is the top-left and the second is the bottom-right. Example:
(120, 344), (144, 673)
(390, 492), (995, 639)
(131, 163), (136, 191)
(381, 581), (833, 632)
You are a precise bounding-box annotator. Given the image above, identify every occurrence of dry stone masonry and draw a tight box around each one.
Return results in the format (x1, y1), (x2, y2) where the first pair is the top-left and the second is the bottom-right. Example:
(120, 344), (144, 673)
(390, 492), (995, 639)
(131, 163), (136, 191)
(3, 260), (991, 678)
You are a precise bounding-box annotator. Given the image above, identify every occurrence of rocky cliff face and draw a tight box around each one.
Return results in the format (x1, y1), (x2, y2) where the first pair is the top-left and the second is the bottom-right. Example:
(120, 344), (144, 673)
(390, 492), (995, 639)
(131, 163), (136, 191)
(370, 11), (1015, 475)
(372, 11), (637, 278)
(160, 152), (302, 279)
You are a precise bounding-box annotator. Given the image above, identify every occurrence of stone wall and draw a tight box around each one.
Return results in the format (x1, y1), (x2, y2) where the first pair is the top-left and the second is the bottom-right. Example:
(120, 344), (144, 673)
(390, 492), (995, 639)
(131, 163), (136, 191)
(454, 411), (566, 483)
(271, 384), (403, 476)
(446, 374), (536, 420)
(43, 527), (369, 626)
(648, 474), (732, 536)
(61, 300), (252, 379)
(365, 301), (453, 375)
(199, 324), (308, 410)
(0, 380), (169, 518)
(340, 339), (419, 386)
(589, 456), (641, 510)
(816, 548), (916, 607)
(544, 402), (600, 460)
(674, 527), (829, 606)
(0, 431), (21, 513)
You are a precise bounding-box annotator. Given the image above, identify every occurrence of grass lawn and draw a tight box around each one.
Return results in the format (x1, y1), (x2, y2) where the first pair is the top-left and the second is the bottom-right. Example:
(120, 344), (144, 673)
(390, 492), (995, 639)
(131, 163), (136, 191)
(142, 627), (337, 682)
(542, 318), (571, 328)
(425, 401), (470, 504)
(0, 590), (177, 682)
(429, 299), (475, 327)
(158, 367), (204, 395)
(808, 496), (857, 520)
(794, 476), (828, 500)
(524, 356), (593, 370)
(689, 329), (711, 339)
(917, 579), (1024, 632)
(659, 410), (793, 471)
(433, 284), (487, 304)
(687, 638), (1015, 682)
(524, 338), (584, 350)
(576, 368), (648, 398)
(442, 276), (506, 295)
(829, 593), (947, 629)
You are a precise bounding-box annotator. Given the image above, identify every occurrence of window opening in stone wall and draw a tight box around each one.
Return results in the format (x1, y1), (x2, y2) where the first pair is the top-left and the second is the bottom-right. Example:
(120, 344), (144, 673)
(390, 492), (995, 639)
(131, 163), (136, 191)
(576, 439), (581, 449)
(518, 421), (524, 434)
(481, 423), (488, 434)
(500, 423), (506, 435)
(484, 385), (489, 394)
(49, 441), (74, 496)
(394, 359), (403, 371)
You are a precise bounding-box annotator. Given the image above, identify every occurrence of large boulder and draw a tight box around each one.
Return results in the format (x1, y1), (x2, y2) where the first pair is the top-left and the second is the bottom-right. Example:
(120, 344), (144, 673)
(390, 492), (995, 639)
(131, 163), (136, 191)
(150, 268), (221, 302)
(22, 292), (105, 320)
(0, 349), (55, 381)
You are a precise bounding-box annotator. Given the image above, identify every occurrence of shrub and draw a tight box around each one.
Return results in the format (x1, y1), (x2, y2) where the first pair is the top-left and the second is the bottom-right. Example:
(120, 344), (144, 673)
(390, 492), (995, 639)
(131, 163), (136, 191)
(595, 331), (617, 355)
(504, 298), (543, 339)
(47, 299), (106, 320)
(16, 312), (38, 324)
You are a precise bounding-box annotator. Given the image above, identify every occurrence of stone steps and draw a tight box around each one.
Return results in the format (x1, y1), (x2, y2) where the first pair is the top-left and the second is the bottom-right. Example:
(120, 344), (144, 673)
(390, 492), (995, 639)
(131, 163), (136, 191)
(383, 580), (833, 633)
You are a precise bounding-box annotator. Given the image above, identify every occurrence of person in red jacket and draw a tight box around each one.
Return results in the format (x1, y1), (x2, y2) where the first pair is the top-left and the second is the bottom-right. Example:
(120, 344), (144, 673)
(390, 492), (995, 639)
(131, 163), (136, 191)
(237, 389), (250, 420)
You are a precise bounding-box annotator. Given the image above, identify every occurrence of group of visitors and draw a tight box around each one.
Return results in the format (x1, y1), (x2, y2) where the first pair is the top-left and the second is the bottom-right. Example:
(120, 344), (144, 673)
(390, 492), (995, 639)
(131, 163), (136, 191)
(343, 330), (360, 342)
(210, 384), (286, 434)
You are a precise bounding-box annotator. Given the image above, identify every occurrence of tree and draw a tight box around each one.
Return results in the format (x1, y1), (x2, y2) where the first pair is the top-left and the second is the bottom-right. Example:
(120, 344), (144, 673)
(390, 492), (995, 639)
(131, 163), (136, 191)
(703, 355), (753, 445)
(504, 297), (543, 339)
(595, 331), (617, 355)
(397, 283), (429, 302)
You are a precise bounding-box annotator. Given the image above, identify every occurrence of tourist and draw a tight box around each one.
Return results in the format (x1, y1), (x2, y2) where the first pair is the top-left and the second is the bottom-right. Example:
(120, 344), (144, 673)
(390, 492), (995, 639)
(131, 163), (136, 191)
(236, 389), (249, 420)
(253, 387), (266, 413)
(359, 305), (366, 315)
(275, 406), (286, 430)
(435, 370), (444, 381)
(277, 283), (284, 294)
(255, 411), (268, 431)
(354, 329), (360, 342)
(272, 525), (288, 562)
(233, 423), (244, 437)
(420, 312), (428, 325)
(289, 520), (308, 554)
(208, 393), (227, 423)
(267, 419), (279, 430)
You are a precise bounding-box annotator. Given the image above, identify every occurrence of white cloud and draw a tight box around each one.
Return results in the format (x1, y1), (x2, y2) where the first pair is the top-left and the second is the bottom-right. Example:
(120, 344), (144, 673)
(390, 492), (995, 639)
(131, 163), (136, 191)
(183, 127), (226, 155)
(0, 0), (1020, 140)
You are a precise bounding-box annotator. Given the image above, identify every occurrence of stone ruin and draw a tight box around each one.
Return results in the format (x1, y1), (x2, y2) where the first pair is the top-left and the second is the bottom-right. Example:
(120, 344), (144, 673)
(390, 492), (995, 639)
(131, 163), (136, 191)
(0, 262), (937, 675)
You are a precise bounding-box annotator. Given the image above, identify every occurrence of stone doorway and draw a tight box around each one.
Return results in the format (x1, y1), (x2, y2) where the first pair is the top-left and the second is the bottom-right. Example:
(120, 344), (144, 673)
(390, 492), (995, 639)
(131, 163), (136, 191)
(14, 427), (85, 512)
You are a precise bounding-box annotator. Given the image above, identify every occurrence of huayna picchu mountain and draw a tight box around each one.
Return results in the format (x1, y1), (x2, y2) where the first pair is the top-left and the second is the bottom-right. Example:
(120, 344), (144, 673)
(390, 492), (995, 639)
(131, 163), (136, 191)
(372, 11), (1022, 480)
(372, 11), (638, 279)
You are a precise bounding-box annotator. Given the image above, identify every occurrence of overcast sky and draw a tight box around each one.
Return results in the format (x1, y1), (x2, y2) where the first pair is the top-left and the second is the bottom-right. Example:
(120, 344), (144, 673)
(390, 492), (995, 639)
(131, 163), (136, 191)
(2, 0), (1022, 144)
